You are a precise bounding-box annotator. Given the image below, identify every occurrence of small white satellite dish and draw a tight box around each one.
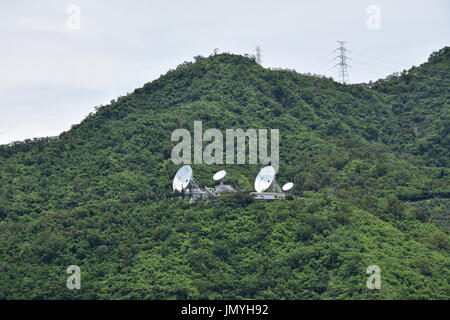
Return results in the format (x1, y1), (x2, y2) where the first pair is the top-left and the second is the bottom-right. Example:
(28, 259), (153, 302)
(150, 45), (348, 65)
(213, 170), (227, 181)
(254, 166), (276, 193)
(173, 165), (193, 192)
(282, 182), (294, 192)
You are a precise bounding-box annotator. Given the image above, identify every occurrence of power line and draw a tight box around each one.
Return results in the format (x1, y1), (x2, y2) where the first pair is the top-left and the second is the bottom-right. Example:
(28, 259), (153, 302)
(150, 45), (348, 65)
(351, 58), (398, 71)
(349, 50), (408, 68)
(311, 56), (339, 72)
(305, 49), (337, 72)
(351, 65), (386, 77)
(312, 43), (420, 83)
(323, 63), (341, 75)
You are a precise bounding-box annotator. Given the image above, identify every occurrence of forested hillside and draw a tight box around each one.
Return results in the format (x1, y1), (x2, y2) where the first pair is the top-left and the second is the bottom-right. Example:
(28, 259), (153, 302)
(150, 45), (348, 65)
(370, 47), (450, 167)
(0, 47), (448, 299)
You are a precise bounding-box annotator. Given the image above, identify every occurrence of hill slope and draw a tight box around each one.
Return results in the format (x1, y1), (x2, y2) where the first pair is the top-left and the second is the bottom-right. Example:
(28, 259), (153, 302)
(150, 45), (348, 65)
(371, 47), (450, 167)
(0, 49), (449, 299)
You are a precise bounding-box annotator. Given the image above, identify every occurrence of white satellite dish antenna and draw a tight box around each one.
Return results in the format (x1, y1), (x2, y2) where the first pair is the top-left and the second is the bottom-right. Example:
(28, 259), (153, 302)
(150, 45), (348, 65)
(213, 170), (226, 181)
(254, 166), (276, 193)
(172, 165), (193, 192)
(282, 182), (294, 192)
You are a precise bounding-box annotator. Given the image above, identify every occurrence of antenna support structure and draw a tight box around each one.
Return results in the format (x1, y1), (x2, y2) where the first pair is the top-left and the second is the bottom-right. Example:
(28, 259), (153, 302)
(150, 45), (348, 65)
(336, 41), (349, 84)
(256, 46), (262, 65)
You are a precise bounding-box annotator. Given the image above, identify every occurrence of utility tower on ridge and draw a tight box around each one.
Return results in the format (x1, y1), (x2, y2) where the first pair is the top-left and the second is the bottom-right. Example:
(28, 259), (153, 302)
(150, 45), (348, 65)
(336, 41), (349, 84)
(256, 46), (262, 65)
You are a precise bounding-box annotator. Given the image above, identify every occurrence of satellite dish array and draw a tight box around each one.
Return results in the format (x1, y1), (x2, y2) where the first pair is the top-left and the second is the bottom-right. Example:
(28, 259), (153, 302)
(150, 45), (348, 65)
(172, 165), (294, 200)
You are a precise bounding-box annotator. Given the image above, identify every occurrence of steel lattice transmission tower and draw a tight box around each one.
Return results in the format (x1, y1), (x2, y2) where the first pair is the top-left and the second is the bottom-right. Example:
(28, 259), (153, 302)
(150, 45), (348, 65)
(255, 46), (262, 65)
(336, 41), (349, 84)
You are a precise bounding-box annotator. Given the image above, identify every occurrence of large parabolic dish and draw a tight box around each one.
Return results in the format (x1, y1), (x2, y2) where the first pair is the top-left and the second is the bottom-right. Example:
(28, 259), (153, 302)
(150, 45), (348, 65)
(254, 165), (276, 192)
(173, 165), (193, 192)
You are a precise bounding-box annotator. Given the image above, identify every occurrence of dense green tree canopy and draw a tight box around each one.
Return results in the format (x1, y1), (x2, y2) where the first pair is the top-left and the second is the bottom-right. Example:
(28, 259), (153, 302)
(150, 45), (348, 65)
(0, 48), (449, 299)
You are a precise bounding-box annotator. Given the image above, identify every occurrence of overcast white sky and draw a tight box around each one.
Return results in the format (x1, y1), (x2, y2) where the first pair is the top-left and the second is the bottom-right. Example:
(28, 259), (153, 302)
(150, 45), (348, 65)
(1, 0), (449, 144)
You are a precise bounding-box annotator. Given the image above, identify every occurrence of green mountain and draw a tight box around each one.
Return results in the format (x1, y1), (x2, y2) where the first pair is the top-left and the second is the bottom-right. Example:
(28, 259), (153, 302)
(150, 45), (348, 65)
(0, 48), (449, 299)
